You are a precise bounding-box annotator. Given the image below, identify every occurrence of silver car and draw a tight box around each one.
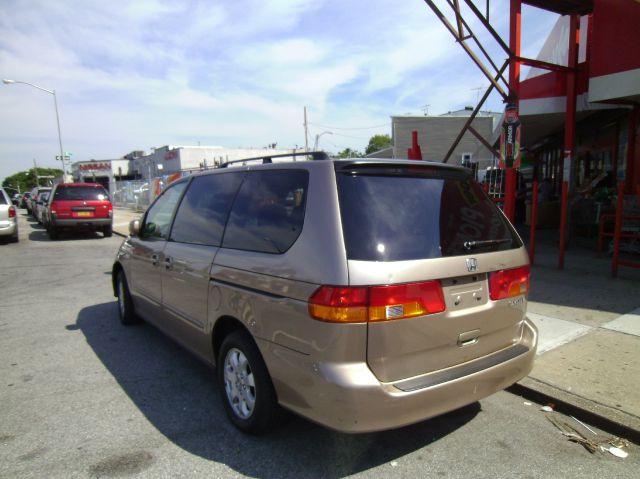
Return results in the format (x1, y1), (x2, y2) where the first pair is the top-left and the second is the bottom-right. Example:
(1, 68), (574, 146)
(0, 188), (19, 243)
(112, 154), (537, 434)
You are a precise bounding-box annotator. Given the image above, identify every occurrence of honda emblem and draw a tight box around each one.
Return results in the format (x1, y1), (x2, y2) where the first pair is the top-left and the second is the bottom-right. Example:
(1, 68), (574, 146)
(466, 258), (478, 272)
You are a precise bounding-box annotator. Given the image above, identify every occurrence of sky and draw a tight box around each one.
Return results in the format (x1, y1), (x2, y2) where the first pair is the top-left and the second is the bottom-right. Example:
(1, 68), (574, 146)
(0, 0), (559, 182)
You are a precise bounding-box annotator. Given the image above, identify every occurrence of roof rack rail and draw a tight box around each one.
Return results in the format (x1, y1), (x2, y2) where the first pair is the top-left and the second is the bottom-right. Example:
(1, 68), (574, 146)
(219, 151), (330, 168)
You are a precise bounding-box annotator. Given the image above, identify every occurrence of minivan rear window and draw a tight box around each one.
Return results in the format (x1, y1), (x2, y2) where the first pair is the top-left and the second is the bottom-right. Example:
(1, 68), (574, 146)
(336, 165), (521, 261)
(54, 186), (109, 201)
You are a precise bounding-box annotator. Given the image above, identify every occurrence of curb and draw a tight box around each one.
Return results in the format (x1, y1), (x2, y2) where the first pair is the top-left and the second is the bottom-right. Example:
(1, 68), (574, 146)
(509, 378), (640, 445)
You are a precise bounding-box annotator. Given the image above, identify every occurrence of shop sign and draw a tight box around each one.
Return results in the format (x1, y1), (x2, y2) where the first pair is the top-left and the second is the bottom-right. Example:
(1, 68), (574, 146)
(499, 104), (521, 169)
(79, 162), (110, 171)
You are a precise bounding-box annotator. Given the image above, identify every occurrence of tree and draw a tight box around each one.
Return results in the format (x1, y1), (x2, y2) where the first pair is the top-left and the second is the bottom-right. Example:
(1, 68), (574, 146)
(336, 148), (363, 159)
(365, 134), (392, 155)
(2, 167), (63, 193)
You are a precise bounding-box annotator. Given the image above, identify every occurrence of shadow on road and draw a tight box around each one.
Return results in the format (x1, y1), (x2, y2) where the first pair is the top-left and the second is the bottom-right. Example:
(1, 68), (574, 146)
(72, 302), (480, 478)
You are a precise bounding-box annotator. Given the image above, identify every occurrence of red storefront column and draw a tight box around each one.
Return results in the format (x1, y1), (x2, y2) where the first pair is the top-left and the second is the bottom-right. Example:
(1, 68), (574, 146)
(558, 14), (580, 269)
(504, 0), (521, 223)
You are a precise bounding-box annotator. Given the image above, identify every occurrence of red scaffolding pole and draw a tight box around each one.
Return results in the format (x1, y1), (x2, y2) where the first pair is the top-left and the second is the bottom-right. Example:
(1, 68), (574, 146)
(504, 0), (521, 224)
(558, 14), (580, 269)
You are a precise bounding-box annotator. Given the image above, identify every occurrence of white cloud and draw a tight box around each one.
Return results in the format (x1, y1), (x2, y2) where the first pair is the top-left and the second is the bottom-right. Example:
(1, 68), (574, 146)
(0, 0), (561, 179)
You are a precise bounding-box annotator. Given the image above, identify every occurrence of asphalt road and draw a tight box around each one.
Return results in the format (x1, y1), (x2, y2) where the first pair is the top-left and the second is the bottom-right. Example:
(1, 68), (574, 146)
(1, 211), (638, 478)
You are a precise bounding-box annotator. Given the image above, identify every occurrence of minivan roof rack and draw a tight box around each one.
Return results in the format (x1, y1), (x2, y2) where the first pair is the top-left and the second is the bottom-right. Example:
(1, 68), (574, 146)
(219, 151), (329, 168)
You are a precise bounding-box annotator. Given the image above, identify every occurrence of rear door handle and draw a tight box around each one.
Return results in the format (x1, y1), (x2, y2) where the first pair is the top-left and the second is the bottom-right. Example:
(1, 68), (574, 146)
(151, 253), (160, 266)
(164, 257), (173, 270)
(458, 329), (480, 347)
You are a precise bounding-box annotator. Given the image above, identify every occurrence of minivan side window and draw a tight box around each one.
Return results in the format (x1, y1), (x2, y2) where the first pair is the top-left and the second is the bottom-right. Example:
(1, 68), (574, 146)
(170, 173), (243, 246)
(142, 181), (187, 239)
(223, 170), (308, 254)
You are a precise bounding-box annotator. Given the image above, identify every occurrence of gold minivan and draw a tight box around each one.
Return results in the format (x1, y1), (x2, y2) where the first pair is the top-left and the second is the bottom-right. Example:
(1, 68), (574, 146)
(112, 154), (537, 434)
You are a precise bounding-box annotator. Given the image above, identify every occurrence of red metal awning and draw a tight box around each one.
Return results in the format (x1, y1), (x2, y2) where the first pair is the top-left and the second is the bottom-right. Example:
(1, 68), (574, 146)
(523, 0), (593, 15)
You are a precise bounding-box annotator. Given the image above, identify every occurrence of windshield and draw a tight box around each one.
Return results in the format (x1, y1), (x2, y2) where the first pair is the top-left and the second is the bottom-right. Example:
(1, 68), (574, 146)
(336, 165), (521, 261)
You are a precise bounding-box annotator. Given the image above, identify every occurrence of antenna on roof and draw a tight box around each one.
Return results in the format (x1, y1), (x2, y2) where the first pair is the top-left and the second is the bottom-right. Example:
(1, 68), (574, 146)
(471, 86), (486, 107)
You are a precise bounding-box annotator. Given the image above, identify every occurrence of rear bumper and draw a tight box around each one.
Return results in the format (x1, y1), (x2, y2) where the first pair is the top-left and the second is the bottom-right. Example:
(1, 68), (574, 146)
(0, 220), (18, 237)
(260, 318), (537, 433)
(51, 217), (112, 229)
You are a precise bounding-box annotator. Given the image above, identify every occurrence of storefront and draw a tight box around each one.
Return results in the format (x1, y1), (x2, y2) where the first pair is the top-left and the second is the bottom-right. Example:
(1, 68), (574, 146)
(70, 159), (135, 193)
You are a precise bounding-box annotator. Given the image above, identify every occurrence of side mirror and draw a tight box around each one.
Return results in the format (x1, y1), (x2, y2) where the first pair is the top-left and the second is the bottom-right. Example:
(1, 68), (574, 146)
(129, 219), (141, 236)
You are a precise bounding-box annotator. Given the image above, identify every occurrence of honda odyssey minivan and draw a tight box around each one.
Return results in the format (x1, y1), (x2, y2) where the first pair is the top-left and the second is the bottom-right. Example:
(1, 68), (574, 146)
(112, 153), (537, 434)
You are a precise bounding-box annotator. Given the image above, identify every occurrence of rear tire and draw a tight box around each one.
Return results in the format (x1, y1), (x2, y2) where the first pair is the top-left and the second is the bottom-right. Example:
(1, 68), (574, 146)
(103, 225), (113, 238)
(48, 226), (59, 240)
(116, 270), (139, 325)
(218, 331), (280, 434)
(10, 233), (19, 243)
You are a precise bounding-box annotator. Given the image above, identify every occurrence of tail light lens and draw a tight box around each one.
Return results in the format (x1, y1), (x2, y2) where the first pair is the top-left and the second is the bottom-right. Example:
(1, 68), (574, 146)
(308, 286), (368, 323)
(50, 201), (57, 215)
(8, 206), (16, 218)
(309, 281), (445, 323)
(489, 265), (530, 300)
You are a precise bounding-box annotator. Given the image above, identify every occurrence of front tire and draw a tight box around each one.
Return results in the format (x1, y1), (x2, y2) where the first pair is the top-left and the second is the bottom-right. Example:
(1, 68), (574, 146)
(116, 270), (139, 325)
(218, 331), (280, 434)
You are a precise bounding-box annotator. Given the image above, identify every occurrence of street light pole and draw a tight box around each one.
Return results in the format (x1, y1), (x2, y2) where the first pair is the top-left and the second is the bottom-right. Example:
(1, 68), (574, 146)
(313, 131), (333, 150)
(3, 79), (67, 182)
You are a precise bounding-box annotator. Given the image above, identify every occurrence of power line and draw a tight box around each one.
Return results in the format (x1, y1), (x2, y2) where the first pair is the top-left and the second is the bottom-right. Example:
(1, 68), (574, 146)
(308, 122), (389, 131)
(330, 132), (370, 140)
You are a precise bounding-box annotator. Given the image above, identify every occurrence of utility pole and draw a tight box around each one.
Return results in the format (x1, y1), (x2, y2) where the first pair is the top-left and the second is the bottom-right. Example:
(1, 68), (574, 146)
(303, 106), (309, 152)
(33, 159), (40, 186)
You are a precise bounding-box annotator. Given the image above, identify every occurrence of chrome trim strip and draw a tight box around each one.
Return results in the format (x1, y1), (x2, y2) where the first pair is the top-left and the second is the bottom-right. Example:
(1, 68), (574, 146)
(394, 344), (530, 392)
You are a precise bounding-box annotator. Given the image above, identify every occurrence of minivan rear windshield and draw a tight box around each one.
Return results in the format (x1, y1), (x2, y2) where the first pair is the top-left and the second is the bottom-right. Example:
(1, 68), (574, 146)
(336, 165), (521, 261)
(54, 186), (109, 201)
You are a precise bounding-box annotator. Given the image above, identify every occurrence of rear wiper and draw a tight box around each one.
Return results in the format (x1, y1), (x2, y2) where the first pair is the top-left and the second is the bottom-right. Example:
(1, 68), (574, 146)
(464, 239), (511, 250)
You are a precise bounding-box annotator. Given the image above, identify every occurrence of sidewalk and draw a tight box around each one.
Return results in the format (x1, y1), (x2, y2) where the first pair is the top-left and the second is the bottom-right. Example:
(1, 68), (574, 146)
(519, 234), (640, 438)
(112, 207), (640, 438)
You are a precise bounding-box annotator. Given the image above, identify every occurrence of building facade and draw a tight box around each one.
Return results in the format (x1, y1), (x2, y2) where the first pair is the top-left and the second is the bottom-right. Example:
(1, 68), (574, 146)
(129, 145), (297, 180)
(391, 109), (501, 172)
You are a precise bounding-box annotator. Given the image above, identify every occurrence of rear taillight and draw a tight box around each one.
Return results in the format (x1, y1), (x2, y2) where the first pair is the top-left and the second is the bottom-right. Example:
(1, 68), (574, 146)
(488, 265), (530, 300)
(50, 201), (57, 214)
(309, 281), (445, 323)
(308, 286), (368, 323)
(8, 206), (16, 218)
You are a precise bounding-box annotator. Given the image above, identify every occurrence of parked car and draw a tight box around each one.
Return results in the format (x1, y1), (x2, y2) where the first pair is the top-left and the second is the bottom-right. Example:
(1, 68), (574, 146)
(19, 192), (31, 209)
(112, 154), (536, 434)
(12, 193), (22, 206)
(46, 183), (113, 239)
(34, 190), (50, 225)
(0, 188), (19, 243)
(27, 187), (51, 217)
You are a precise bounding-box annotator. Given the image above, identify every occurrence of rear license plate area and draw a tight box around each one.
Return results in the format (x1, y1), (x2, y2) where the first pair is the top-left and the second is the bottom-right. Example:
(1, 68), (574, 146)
(441, 274), (487, 310)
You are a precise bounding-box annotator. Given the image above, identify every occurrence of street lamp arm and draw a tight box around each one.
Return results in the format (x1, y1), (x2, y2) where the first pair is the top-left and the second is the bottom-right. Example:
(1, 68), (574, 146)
(3, 78), (67, 182)
(3, 79), (54, 95)
(313, 131), (333, 150)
